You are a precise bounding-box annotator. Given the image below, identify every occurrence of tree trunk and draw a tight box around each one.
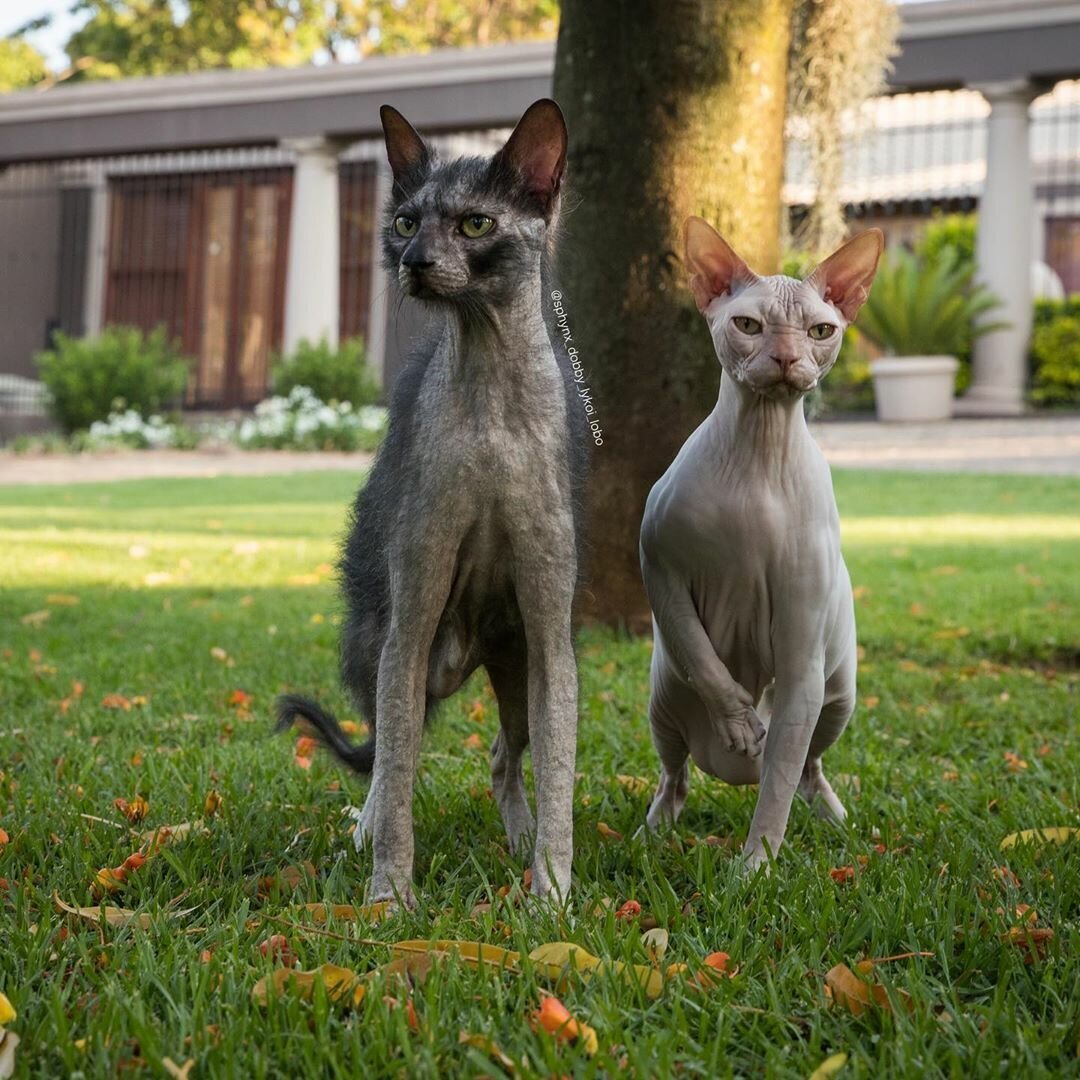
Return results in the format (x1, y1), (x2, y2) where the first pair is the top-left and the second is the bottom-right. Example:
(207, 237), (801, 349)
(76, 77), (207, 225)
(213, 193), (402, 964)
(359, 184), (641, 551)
(554, 0), (795, 628)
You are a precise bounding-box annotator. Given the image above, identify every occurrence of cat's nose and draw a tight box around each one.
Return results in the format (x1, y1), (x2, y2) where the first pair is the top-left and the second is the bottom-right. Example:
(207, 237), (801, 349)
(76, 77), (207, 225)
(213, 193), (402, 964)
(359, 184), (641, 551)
(403, 254), (434, 272)
(771, 354), (799, 373)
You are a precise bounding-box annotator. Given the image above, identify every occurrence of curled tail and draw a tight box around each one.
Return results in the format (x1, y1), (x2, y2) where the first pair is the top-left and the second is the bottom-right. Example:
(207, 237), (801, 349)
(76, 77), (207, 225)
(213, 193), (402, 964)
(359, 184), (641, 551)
(275, 693), (375, 774)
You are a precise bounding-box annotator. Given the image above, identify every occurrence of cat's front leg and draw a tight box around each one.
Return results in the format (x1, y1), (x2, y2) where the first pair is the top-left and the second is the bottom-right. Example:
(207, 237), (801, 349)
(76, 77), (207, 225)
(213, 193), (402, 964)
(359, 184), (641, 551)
(368, 529), (460, 907)
(642, 561), (765, 757)
(513, 514), (579, 902)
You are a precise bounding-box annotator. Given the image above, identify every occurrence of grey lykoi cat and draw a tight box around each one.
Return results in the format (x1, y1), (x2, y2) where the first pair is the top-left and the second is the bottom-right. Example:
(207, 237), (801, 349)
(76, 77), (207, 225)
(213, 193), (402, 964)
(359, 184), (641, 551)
(639, 218), (883, 869)
(277, 100), (587, 907)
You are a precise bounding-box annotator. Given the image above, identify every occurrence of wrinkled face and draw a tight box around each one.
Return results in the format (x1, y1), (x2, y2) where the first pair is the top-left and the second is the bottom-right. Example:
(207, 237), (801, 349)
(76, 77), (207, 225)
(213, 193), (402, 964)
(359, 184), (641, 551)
(383, 159), (547, 304)
(684, 217), (883, 402)
(379, 99), (566, 308)
(704, 275), (845, 399)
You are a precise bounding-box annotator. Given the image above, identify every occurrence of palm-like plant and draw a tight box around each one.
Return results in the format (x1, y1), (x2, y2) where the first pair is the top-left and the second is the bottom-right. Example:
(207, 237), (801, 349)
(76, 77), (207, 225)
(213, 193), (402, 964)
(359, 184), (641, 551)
(855, 245), (1006, 357)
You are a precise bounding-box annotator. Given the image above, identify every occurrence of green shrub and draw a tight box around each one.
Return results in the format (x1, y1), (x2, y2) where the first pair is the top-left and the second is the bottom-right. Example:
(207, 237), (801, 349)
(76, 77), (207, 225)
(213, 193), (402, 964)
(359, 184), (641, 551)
(856, 246), (1004, 358)
(35, 326), (189, 434)
(1030, 306), (1080, 406)
(272, 337), (379, 407)
(915, 213), (977, 271)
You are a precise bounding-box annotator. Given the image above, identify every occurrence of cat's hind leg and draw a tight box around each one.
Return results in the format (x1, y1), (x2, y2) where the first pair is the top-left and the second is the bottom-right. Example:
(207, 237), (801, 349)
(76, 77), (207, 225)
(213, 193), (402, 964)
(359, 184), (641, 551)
(487, 656), (535, 855)
(641, 701), (691, 834)
(797, 649), (855, 824)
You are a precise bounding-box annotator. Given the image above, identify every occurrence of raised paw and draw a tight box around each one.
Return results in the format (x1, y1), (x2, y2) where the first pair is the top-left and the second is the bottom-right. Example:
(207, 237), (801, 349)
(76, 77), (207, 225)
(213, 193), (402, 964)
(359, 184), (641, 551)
(710, 703), (767, 758)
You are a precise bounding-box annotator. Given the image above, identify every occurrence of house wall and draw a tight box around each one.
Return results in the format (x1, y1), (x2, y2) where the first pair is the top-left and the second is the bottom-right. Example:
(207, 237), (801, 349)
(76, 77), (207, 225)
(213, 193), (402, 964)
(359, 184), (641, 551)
(0, 168), (61, 381)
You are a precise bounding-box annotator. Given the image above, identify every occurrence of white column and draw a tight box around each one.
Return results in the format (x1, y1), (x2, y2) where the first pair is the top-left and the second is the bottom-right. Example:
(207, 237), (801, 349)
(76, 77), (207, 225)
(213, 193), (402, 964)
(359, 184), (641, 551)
(957, 80), (1039, 417)
(82, 166), (109, 337)
(282, 136), (342, 353)
(365, 157), (392, 389)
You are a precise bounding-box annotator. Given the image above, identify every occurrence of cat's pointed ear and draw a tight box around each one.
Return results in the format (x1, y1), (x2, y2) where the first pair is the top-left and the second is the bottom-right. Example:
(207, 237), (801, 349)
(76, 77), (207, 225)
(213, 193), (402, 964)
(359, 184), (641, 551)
(684, 217), (756, 313)
(807, 229), (884, 322)
(380, 104), (431, 186)
(493, 98), (567, 212)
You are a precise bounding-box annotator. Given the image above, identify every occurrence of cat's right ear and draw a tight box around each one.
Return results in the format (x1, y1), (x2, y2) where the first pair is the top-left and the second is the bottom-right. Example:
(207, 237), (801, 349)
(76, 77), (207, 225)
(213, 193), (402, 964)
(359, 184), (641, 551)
(380, 105), (430, 187)
(684, 217), (756, 313)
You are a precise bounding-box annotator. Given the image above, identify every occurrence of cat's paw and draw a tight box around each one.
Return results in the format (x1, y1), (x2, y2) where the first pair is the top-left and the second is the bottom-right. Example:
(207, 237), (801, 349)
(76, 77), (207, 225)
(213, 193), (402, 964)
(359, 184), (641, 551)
(710, 703), (767, 758)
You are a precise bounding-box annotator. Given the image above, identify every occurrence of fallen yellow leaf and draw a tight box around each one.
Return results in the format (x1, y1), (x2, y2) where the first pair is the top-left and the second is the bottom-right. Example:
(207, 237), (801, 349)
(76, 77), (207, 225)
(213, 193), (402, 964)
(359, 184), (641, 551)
(615, 774), (652, 796)
(999, 827), (1080, 851)
(824, 963), (913, 1017)
(458, 1031), (517, 1071)
(54, 894), (196, 929)
(252, 964), (360, 1007)
(529, 942), (663, 999)
(161, 1058), (194, 1080)
(298, 901), (390, 925)
(391, 940), (521, 971)
(0, 993), (14, 1025)
(808, 1052), (849, 1080)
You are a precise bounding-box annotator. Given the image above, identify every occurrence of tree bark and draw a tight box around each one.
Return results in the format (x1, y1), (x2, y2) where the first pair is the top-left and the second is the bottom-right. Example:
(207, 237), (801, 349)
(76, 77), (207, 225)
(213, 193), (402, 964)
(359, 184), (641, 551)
(554, 0), (795, 628)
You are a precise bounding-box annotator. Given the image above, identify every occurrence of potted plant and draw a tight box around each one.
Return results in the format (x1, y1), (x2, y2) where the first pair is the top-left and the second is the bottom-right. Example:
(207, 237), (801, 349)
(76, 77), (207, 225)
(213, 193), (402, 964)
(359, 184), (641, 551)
(855, 246), (1004, 422)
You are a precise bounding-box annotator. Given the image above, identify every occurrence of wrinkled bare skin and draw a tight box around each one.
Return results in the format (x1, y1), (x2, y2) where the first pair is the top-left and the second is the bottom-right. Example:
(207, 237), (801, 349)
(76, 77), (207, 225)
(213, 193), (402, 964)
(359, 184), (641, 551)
(640, 220), (883, 869)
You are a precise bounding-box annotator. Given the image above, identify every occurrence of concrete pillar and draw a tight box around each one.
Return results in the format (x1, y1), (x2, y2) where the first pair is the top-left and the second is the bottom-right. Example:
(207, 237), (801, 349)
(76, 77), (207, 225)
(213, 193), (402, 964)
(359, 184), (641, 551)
(82, 167), (109, 337)
(282, 136), (342, 353)
(958, 80), (1039, 417)
(365, 157), (392, 389)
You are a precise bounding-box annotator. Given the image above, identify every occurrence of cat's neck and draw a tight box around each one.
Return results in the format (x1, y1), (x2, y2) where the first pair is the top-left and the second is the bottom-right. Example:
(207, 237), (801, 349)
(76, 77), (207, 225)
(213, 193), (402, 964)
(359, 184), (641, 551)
(439, 266), (550, 371)
(708, 373), (813, 473)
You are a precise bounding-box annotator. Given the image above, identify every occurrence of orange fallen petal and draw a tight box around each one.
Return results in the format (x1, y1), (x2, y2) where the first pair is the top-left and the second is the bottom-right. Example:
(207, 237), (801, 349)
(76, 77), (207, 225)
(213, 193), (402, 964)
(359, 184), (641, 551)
(596, 822), (623, 842)
(614, 899), (641, 921)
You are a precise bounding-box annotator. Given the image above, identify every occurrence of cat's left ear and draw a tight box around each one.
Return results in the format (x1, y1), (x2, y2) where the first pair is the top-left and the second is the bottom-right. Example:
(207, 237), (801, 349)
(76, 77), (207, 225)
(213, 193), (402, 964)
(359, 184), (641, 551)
(807, 229), (884, 322)
(494, 98), (567, 213)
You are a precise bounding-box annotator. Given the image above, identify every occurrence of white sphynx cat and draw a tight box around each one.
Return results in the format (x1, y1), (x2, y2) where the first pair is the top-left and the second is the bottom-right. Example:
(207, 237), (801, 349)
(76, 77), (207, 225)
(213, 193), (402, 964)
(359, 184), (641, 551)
(639, 218), (883, 869)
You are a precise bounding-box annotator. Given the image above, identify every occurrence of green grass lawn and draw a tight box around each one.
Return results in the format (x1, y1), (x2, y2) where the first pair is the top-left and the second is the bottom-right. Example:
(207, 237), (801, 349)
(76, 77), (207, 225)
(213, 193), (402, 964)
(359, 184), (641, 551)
(1, 469), (1078, 1078)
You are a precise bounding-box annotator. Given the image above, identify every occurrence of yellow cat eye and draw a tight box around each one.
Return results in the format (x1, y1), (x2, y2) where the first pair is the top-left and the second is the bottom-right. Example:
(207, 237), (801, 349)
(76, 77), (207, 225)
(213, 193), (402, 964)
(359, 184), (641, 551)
(461, 214), (495, 238)
(732, 316), (762, 335)
(393, 216), (418, 238)
(809, 323), (837, 340)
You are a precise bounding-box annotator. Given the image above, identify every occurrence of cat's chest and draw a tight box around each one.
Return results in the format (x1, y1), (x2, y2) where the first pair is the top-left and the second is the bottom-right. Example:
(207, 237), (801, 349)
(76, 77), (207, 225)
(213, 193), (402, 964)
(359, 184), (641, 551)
(421, 345), (569, 467)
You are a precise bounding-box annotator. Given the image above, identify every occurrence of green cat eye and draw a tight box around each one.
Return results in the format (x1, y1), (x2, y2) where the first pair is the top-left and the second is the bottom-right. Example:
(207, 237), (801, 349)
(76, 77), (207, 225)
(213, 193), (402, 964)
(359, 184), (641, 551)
(393, 216), (418, 238)
(732, 316), (762, 335)
(809, 323), (837, 340)
(461, 214), (495, 238)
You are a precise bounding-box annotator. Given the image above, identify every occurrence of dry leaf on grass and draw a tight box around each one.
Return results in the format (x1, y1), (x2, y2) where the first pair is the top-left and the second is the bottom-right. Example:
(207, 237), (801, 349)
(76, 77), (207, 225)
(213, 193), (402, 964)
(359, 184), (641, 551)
(253, 953), (435, 1009)
(296, 901), (390, 925)
(54, 894), (196, 929)
(141, 821), (208, 852)
(391, 940), (521, 971)
(824, 963), (914, 1017)
(596, 822), (623, 842)
(113, 796), (149, 824)
(161, 1058), (194, 1080)
(808, 1052), (849, 1079)
(93, 851), (148, 896)
(999, 827), (1080, 851)
(252, 963), (363, 1007)
(534, 996), (599, 1056)
(458, 1031), (517, 1071)
(615, 775), (652, 796)
(529, 942), (663, 999)
(642, 928), (669, 964)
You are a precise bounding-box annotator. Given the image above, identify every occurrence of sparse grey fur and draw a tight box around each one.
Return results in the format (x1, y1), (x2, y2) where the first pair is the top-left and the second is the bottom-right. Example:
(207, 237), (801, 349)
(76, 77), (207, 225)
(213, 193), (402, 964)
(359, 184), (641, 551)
(639, 219), (883, 869)
(277, 100), (586, 907)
